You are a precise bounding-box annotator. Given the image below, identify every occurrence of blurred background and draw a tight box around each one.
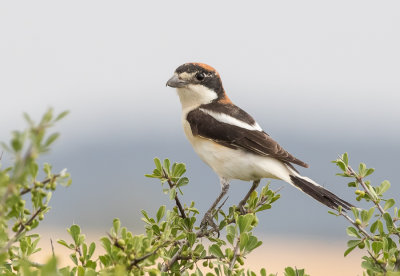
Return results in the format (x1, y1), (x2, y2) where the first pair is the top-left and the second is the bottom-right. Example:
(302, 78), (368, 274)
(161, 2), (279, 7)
(1, 1), (399, 274)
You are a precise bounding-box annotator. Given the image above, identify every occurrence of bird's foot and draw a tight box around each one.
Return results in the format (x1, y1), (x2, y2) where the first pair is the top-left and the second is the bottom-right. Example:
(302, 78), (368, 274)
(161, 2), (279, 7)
(200, 211), (219, 236)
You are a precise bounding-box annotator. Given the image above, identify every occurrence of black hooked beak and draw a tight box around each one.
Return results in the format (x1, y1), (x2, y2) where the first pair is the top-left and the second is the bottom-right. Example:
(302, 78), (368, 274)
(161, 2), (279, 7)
(166, 75), (188, 88)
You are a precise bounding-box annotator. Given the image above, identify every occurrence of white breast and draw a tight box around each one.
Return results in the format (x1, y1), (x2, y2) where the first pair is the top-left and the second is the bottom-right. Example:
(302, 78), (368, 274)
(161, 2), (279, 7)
(181, 116), (292, 183)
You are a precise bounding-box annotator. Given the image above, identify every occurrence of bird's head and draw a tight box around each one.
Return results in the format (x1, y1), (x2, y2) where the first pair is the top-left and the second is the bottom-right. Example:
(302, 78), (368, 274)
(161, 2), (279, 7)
(166, 63), (231, 110)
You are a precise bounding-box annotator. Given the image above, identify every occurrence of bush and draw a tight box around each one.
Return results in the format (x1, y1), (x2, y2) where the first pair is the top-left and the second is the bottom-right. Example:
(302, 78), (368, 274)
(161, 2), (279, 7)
(0, 110), (398, 276)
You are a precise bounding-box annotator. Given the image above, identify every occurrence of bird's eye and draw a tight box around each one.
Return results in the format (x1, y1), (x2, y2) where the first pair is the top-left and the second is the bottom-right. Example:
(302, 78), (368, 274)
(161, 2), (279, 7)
(196, 72), (205, 81)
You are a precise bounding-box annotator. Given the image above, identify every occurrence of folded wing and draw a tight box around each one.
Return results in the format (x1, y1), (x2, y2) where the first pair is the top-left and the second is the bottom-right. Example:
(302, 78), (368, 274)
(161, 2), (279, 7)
(186, 107), (309, 168)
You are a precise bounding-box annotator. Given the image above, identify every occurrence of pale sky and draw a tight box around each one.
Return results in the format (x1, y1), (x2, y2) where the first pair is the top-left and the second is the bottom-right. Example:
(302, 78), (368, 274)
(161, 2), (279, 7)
(1, 0), (399, 240)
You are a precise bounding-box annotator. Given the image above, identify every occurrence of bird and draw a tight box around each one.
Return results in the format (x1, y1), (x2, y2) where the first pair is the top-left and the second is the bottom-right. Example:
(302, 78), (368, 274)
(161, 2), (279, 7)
(166, 62), (352, 228)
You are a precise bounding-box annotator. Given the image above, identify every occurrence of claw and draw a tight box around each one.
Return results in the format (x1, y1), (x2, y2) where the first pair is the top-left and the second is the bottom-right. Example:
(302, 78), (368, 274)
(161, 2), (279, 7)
(200, 212), (220, 237)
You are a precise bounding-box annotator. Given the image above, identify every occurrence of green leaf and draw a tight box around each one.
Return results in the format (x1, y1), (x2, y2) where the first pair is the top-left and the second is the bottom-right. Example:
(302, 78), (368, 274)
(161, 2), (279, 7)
(57, 239), (74, 249)
(372, 241), (383, 255)
(256, 203), (271, 212)
(226, 225), (236, 245)
(177, 177), (189, 187)
(367, 185), (379, 201)
(260, 268), (267, 276)
(41, 108), (53, 123)
(113, 218), (120, 234)
(77, 266), (85, 276)
(347, 239), (361, 248)
(239, 232), (249, 252)
(86, 261), (96, 270)
(145, 173), (160, 178)
(342, 152), (349, 166)
(187, 232), (196, 247)
(367, 207), (375, 222)
(11, 136), (23, 152)
(44, 133), (60, 147)
(361, 210), (369, 223)
(194, 244), (205, 256)
(344, 245), (357, 257)
(284, 267), (296, 276)
(365, 168), (375, 177)
(238, 214), (254, 234)
(336, 161), (346, 172)
(39, 257), (58, 275)
(173, 163), (186, 177)
(377, 220), (384, 235)
(55, 110), (70, 121)
(23, 112), (34, 124)
(351, 207), (359, 219)
(386, 271), (400, 276)
(379, 180), (391, 195)
(154, 158), (162, 172)
(226, 234), (234, 245)
(328, 210), (339, 216)
(370, 221), (379, 233)
(152, 224), (160, 235)
(245, 236), (262, 252)
(70, 253), (78, 265)
(156, 205), (166, 222)
(346, 227), (361, 238)
(384, 199), (395, 211)
(194, 268), (204, 276)
(347, 182), (356, 188)
(383, 213), (394, 230)
(88, 242), (96, 259)
(163, 159), (171, 173)
(141, 210), (154, 224)
(209, 244), (224, 258)
(358, 163), (367, 177)
(68, 225), (81, 246)
(43, 163), (52, 176)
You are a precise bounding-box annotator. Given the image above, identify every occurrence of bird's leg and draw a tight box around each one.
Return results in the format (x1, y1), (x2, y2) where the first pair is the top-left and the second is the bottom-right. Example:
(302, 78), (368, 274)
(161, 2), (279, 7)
(200, 177), (230, 232)
(238, 179), (260, 215)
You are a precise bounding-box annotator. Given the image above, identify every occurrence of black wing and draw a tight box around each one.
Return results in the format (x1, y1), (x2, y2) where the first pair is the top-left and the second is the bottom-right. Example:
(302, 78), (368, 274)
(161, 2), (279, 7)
(186, 108), (309, 168)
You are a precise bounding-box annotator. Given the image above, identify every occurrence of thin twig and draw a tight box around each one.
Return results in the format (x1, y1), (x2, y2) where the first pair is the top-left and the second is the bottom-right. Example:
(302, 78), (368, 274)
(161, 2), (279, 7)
(20, 174), (60, 196)
(238, 180), (260, 213)
(50, 238), (55, 257)
(229, 237), (241, 272)
(368, 250), (387, 273)
(129, 243), (168, 270)
(177, 255), (217, 261)
(107, 232), (124, 250)
(163, 178), (274, 272)
(162, 168), (186, 219)
(214, 196), (229, 216)
(0, 207), (44, 254)
(346, 164), (400, 238)
(340, 212), (376, 241)
(347, 165), (385, 214)
(161, 241), (188, 272)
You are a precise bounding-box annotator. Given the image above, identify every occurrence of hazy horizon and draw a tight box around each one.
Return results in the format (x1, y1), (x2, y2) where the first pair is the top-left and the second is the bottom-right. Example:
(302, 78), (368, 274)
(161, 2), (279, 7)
(1, 0), (399, 264)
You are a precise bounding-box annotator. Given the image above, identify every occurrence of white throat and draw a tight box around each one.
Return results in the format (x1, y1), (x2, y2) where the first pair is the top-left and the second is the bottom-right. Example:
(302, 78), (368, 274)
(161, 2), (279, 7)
(176, 84), (218, 114)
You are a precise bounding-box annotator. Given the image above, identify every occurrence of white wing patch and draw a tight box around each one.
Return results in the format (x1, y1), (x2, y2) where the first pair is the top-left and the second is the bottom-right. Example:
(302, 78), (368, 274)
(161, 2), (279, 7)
(199, 108), (263, 132)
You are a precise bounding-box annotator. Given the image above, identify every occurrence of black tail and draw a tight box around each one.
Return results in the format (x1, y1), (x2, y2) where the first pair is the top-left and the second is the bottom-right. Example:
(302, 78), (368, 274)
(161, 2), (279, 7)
(289, 175), (352, 210)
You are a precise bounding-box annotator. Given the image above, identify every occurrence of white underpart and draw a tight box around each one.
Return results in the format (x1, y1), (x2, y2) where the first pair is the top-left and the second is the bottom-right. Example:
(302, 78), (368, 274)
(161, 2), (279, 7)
(182, 119), (293, 181)
(183, 117), (322, 193)
(199, 108), (263, 131)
